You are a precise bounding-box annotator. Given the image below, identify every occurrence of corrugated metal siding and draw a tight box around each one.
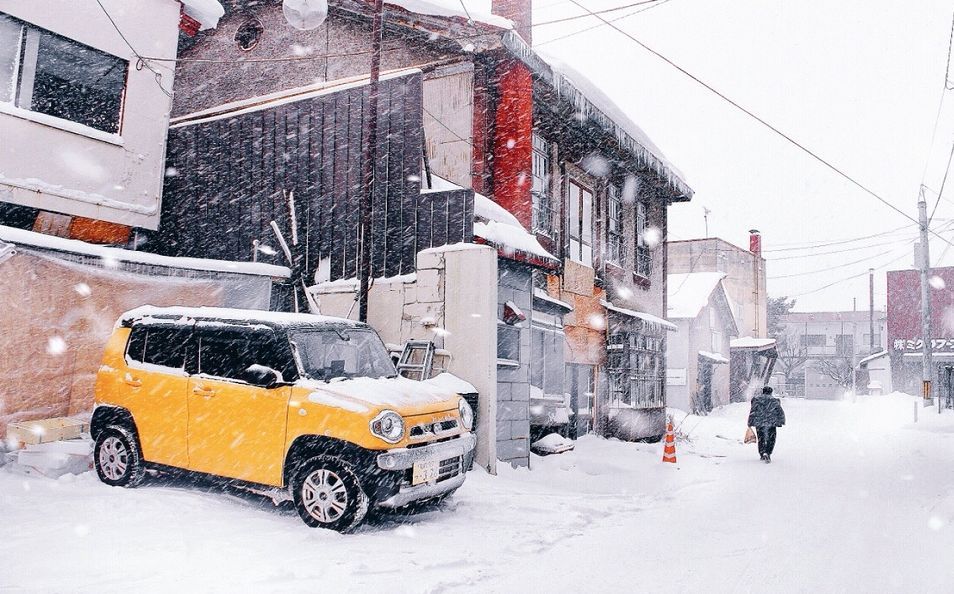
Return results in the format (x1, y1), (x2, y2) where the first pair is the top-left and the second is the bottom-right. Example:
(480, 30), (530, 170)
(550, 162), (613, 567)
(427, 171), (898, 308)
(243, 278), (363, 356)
(153, 72), (473, 281)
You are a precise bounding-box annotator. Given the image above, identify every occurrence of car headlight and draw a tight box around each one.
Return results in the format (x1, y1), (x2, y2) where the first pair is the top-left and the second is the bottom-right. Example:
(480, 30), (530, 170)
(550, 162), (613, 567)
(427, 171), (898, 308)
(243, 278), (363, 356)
(370, 410), (404, 443)
(458, 398), (474, 430)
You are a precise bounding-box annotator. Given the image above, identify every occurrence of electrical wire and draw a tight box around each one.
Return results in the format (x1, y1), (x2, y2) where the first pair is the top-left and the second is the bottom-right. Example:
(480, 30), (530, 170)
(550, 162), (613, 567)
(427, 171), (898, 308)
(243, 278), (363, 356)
(561, 0), (954, 250)
(786, 246), (916, 298)
(534, 0), (662, 27)
(926, 11), (954, 225)
(762, 224), (914, 252)
(94, 0), (172, 98)
(765, 236), (921, 261)
(536, 0), (672, 47)
(767, 247), (900, 280)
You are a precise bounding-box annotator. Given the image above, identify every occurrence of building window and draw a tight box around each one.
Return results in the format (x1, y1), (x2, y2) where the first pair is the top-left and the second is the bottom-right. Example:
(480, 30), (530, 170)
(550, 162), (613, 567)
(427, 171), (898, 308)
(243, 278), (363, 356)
(607, 185), (622, 265)
(635, 202), (652, 277)
(497, 321), (521, 363)
(531, 133), (553, 235)
(0, 13), (127, 134)
(569, 180), (593, 266)
(607, 325), (666, 410)
(835, 334), (854, 356)
(530, 319), (565, 396)
(801, 334), (826, 347)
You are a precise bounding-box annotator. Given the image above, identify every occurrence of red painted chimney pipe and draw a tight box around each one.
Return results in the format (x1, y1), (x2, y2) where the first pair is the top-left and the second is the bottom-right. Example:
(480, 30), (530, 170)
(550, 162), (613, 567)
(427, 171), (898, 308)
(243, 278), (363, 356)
(749, 229), (761, 256)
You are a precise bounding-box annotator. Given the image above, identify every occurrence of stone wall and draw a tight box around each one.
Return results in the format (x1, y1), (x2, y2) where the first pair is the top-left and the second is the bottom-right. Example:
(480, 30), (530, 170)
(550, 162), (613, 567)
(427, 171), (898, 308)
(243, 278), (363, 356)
(495, 261), (532, 467)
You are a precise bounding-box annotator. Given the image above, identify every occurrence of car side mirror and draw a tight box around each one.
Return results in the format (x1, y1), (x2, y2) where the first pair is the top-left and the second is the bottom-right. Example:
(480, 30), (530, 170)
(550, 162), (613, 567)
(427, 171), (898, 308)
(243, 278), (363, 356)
(244, 364), (283, 389)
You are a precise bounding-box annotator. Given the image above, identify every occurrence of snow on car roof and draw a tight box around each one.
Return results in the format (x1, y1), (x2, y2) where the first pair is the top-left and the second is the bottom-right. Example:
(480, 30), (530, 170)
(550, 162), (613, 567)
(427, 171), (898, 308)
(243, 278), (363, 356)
(119, 305), (364, 329)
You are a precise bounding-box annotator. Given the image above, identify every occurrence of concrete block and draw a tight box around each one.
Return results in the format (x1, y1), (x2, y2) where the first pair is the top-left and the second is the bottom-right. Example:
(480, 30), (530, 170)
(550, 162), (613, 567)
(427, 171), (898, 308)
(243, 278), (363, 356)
(512, 287), (531, 310)
(497, 364), (527, 384)
(510, 382), (530, 402)
(416, 248), (445, 271)
(498, 400), (528, 422)
(497, 438), (529, 465)
(495, 419), (512, 441)
(496, 382), (512, 402)
(510, 420), (530, 439)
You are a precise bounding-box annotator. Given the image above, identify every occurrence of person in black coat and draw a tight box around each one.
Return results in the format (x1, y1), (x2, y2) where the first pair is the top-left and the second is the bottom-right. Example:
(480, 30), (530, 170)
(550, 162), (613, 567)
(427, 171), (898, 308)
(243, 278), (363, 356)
(748, 385), (786, 463)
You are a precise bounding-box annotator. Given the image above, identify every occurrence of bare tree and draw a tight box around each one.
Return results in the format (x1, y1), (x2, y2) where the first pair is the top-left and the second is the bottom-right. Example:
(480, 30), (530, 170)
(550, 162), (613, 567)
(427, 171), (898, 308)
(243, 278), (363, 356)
(776, 334), (809, 385)
(814, 356), (854, 388)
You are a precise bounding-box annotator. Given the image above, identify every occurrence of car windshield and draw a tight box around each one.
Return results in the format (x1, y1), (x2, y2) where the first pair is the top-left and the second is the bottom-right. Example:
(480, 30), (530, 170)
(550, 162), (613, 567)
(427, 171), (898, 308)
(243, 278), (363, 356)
(289, 328), (396, 381)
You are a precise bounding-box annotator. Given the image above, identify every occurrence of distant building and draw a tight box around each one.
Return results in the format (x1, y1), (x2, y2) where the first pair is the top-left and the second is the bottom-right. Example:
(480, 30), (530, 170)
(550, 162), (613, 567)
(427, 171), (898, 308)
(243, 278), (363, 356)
(776, 310), (885, 399)
(667, 231), (768, 339)
(886, 266), (954, 402)
(666, 272), (738, 414)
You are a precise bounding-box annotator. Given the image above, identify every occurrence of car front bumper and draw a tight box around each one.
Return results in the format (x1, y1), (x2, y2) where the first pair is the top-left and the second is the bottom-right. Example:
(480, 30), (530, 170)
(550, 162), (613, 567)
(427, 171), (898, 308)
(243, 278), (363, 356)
(374, 433), (476, 508)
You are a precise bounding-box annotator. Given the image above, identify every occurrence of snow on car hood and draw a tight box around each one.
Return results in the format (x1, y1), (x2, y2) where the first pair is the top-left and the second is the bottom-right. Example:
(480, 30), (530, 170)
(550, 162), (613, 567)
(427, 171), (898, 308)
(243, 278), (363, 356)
(301, 376), (459, 413)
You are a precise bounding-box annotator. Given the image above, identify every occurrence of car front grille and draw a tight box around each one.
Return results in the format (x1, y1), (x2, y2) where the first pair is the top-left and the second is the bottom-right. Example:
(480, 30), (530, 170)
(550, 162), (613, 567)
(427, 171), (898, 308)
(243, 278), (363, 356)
(408, 418), (458, 438)
(437, 456), (462, 483)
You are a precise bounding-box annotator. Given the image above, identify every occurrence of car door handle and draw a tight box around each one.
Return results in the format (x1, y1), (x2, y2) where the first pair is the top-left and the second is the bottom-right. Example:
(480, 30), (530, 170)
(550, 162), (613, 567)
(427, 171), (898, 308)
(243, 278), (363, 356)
(192, 386), (215, 397)
(123, 374), (142, 388)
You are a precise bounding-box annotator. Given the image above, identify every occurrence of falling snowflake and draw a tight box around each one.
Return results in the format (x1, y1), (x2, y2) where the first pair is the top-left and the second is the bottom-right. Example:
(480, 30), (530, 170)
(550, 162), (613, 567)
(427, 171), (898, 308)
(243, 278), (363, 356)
(47, 336), (67, 356)
(929, 275), (946, 290)
(73, 283), (92, 297)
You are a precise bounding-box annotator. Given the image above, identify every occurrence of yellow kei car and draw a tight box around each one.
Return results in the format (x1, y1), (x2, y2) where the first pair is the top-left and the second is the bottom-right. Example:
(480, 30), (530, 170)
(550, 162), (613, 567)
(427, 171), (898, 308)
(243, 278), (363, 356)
(92, 306), (476, 532)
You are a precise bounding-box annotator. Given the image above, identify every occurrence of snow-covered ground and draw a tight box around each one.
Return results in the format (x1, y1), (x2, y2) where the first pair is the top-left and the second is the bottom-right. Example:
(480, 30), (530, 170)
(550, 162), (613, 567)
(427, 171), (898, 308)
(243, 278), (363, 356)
(3, 393), (954, 593)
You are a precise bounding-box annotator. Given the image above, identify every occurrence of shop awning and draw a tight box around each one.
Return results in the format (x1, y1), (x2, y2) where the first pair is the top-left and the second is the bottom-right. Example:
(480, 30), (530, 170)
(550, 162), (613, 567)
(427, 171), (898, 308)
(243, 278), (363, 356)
(698, 351), (729, 364)
(601, 300), (677, 332)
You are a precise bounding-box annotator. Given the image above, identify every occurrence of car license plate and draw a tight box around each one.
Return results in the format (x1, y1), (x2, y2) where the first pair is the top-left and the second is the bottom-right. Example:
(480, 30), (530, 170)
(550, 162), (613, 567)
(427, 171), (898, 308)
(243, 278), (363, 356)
(412, 459), (440, 485)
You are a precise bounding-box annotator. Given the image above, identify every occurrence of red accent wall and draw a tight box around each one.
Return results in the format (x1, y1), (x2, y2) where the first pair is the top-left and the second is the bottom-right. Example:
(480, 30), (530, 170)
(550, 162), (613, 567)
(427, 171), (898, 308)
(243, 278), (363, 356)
(491, 0), (532, 44)
(491, 59), (533, 230)
(886, 267), (954, 342)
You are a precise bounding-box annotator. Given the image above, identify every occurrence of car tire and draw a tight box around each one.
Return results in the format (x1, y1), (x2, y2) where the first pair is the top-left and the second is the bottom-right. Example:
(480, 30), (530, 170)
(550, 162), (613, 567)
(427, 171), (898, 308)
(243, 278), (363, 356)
(93, 426), (145, 488)
(291, 456), (369, 532)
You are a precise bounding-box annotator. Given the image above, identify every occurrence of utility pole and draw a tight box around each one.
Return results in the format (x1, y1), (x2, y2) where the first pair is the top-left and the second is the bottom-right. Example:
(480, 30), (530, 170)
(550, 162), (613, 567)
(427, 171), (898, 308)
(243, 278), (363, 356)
(918, 193), (934, 405)
(358, 0), (384, 323)
(703, 207), (711, 238)
(868, 268), (875, 353)
(851, 299), (857, 401)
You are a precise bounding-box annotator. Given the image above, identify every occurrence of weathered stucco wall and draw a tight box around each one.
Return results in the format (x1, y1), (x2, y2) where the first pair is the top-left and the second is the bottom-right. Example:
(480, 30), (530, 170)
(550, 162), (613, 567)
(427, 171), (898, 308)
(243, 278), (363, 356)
(0, 249), (276, 437)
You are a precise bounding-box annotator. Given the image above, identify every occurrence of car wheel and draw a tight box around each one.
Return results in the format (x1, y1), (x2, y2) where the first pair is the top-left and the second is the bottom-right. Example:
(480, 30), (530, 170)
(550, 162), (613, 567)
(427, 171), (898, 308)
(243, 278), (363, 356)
(94, 427), (144, 488)
(292, 456), (368, 532)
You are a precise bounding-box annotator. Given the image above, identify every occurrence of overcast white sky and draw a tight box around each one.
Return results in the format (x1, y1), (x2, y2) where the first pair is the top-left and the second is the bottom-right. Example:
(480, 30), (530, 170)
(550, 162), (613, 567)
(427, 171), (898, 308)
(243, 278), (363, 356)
(469, 0), (954, 312)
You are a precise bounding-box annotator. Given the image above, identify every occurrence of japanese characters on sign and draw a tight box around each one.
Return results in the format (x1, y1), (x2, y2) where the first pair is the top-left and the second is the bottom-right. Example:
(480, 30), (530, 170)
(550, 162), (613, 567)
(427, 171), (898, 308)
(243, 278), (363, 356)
(892, 338), (954, 352)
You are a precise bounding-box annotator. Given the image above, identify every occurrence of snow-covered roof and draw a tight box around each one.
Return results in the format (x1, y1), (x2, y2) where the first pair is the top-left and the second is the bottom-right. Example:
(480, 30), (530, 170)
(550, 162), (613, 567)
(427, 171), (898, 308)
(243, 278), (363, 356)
(730, 337), (777, 350)
(180, 0), (224, 30)
(859, 350), (889, 366)
(0, 225), (290, 278)
(120, 305), (362, 328)
(698, 351), (729, 364)
(171, 69), (422, 128)
(601, 300), (677, 331)
(385, 0), (513, 30)
(418, 174), (555, 264)
(500, 36), (692, 199)
(533, 287), (573, 312)
(667, 272), (727, 319)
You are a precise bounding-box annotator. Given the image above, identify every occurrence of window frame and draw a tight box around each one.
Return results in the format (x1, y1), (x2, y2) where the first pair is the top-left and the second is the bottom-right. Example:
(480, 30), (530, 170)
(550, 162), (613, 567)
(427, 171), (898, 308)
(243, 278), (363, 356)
(568, 179), (594, 267)
(635, 201), (652, 278)
(606, 184), (623, 265)
(497, 319), (521, 365)
(193, 326), (297, 384)
(0, 12), (128, 138)
(531, 132), (553, 236)
(124, 324), (193, 375)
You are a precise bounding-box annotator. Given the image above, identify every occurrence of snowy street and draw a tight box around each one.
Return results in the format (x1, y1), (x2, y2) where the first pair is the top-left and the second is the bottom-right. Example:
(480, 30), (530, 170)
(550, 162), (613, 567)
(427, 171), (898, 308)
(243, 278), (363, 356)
(3, 393), (953, 593)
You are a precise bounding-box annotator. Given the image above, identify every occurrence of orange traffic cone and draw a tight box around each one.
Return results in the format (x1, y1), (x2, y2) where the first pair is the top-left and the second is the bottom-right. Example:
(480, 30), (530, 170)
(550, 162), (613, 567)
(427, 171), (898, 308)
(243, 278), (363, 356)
(662, 420), (677, 463)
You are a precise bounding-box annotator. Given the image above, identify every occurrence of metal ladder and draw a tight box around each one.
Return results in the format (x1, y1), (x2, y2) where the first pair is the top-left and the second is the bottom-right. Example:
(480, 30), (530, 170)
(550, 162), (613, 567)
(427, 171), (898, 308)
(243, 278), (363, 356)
(396, 340), (436, 381)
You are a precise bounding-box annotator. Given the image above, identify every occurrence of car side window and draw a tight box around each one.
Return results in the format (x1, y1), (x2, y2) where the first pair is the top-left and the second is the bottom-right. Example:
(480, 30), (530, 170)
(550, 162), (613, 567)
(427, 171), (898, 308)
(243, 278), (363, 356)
(197, 327), (296, 383)
(126, 325), (190, 371)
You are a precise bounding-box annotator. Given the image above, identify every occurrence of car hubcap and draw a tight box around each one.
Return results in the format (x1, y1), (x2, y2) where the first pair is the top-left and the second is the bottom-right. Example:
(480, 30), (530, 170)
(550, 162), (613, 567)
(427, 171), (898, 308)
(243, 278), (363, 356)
(99, 436), (129, 480)
(301, 469), (348, 523)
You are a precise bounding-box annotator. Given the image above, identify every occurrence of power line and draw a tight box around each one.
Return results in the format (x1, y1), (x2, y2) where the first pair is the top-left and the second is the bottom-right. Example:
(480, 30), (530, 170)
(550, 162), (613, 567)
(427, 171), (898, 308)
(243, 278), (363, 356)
(926, 11), (954, 225)
(785, 246), (916, 298)
(765, 236), (920, 261)
(536, 0), (672, 47)
(534, 0), (662, 27)
(762, 224), (913, 252)
(767, 247), (901, 279)
(94, 0), (172, 98)
(562, 0), (954, 250)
